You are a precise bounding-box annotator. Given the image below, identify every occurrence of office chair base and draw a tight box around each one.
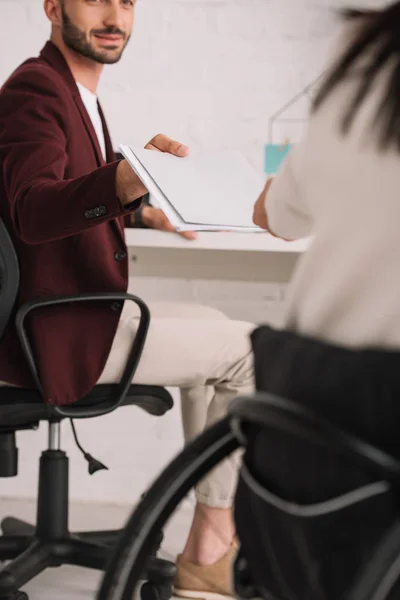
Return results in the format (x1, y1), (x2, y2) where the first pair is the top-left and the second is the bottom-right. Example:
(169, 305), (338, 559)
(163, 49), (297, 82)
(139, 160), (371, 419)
(1, 518), (123, 547)
(0, 533), (173, 600)
(0, 448), (173, 600)
(0, 520), (33, 538)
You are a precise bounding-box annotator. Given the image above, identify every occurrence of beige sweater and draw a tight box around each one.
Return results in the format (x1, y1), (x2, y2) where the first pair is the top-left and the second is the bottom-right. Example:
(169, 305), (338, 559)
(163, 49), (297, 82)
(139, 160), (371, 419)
(266, 24), (400, 350)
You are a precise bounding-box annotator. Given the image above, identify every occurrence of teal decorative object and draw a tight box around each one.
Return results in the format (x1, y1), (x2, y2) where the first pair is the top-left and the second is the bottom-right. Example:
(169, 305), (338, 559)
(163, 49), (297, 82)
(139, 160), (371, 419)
(265, 72), (324, 175)
(264, 143), (293, 175)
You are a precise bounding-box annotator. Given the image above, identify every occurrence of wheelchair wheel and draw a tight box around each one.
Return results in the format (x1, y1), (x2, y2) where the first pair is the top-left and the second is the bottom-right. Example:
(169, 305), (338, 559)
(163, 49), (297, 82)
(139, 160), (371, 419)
(96, 417), (240, 600)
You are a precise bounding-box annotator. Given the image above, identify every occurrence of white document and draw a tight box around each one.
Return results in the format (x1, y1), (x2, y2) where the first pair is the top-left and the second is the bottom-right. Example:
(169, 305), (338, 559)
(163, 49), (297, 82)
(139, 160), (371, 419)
(118, 144), (266, 232)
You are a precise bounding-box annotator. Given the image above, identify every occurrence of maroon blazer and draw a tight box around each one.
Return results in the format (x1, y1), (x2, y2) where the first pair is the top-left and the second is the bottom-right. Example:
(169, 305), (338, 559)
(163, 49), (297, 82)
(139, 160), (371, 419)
(0, 41), (141, 406)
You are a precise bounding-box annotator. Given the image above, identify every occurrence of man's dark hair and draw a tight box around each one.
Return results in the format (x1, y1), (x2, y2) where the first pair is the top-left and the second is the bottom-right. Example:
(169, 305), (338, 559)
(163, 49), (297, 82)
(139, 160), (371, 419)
(313, 2), (400, 150)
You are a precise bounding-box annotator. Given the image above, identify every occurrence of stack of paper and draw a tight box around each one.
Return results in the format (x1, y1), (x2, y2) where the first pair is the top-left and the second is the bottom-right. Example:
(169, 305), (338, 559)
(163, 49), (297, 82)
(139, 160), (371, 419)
(119, 145), (266, 232)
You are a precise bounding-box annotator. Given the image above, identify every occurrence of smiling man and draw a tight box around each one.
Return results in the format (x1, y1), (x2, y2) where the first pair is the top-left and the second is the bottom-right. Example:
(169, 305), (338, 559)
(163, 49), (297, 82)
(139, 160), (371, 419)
(55, 0), (197, 237)
(61, 0), (131, 62)
(0, 1), (254, 597)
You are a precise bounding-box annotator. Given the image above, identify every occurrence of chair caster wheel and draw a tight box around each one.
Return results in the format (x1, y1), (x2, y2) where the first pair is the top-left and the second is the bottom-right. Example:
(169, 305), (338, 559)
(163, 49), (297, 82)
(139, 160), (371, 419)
(141, 582), (173, 600)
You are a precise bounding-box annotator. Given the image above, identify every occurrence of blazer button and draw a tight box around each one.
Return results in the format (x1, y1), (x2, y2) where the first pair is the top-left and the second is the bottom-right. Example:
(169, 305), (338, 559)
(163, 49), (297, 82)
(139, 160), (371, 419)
(114, 250), (127, 262)
(84, 205), (107, 220)
(110, 302), (122, 312)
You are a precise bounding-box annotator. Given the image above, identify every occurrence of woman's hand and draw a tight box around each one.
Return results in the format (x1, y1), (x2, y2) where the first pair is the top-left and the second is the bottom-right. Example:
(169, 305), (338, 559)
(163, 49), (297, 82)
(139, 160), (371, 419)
(253, 178), (274, 230)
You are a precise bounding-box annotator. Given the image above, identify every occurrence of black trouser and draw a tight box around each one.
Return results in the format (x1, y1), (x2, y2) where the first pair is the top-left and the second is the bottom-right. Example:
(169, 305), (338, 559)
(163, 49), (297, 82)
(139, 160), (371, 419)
(233, 326), (400, 600)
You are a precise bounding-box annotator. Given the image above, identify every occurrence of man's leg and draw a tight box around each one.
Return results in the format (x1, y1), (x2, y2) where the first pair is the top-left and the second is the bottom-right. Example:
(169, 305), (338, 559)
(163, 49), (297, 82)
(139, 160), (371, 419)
(143, 304), (241, 575)
(145, 302), (229, 443)
(118, 298), (229, 441)
(98, 300), (254, 597)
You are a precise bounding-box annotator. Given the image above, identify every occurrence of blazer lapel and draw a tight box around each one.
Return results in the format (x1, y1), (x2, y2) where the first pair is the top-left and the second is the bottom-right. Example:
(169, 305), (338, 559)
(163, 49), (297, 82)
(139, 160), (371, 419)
(41, 42), (104, 167)
(99, 102), (115, 165)
(74, 95), (105, 167)
(40, 41), (126, 246)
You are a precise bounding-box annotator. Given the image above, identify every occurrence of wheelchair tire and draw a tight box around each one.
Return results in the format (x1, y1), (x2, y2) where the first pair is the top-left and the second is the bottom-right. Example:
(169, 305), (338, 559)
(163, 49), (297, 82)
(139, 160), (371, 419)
(96, 417), (239, 600)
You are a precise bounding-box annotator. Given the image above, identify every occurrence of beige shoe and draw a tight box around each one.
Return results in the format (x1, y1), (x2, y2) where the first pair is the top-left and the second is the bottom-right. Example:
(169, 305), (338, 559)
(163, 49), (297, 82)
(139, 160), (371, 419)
(174, 544), (237, 600)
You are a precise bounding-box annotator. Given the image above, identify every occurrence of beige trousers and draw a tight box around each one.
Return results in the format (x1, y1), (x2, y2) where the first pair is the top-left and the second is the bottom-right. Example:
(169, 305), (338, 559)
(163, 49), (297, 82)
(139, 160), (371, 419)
(98, 299), (255, 508)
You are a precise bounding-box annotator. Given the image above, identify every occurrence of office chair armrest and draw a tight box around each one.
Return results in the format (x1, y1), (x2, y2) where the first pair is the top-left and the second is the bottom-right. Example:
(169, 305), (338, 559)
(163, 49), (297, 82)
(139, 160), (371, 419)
(229, 392), (400, 481)
(14, 293), (150, 419)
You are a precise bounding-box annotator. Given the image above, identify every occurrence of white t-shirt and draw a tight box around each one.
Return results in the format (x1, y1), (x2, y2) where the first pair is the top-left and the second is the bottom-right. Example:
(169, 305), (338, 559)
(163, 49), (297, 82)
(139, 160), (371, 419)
(76, 82), (106, 161)
(266, 22), (400, 350)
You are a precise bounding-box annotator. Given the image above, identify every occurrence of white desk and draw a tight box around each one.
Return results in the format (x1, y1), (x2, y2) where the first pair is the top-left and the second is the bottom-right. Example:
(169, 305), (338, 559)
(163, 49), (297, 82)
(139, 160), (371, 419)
(125, 229), (308, 254)
(125, 229), (308, 283)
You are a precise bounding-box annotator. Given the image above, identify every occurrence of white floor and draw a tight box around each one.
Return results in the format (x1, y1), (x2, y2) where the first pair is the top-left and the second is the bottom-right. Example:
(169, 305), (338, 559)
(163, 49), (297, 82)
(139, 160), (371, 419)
(0, 498), (193, 600)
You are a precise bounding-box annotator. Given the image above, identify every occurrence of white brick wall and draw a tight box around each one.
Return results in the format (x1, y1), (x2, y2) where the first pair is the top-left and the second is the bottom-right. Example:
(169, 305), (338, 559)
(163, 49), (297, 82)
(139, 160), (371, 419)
(0, 0), (386, 505)
(0, 0), (384, 171)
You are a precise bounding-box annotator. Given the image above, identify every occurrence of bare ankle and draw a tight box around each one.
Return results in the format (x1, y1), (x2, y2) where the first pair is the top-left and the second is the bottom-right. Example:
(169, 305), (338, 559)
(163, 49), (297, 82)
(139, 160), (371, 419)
(182, 503), (235, 566)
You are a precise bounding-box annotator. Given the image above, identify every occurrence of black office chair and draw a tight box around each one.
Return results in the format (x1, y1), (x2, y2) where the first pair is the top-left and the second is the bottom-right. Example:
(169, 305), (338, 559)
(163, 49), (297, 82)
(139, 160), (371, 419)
(0, 218), (176, 600)
(93, 393), (400, 600)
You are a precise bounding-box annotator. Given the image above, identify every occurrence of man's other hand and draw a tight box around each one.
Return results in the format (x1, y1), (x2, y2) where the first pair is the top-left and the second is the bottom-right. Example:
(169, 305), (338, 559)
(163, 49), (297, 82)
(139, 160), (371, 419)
(145, 134), (190, 157)
(116, 134), (190, 208)
(143, 134), (195, 239)
(142, 206), (197, 240)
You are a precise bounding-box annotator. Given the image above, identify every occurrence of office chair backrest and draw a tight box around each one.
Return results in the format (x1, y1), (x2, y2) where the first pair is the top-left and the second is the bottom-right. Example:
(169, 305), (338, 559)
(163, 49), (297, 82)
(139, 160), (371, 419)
(0, 218), (19, 341)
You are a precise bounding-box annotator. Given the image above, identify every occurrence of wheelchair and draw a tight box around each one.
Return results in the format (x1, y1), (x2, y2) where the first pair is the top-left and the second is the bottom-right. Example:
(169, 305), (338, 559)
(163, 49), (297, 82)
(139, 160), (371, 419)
(95, 392), (400, 600)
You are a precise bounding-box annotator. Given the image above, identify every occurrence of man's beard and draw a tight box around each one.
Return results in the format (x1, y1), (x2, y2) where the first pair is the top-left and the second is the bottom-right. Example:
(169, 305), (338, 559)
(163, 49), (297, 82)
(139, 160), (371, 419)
(60, 4), (129, 65)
